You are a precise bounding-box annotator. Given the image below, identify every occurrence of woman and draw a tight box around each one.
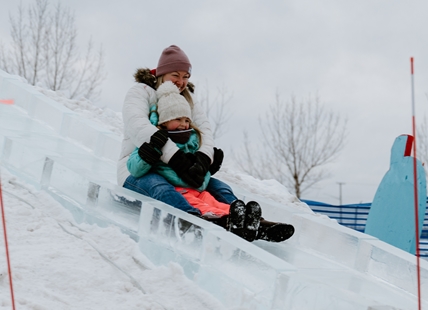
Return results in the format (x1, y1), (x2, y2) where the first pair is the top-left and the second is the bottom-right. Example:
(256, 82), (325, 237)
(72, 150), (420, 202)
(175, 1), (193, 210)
(117, 45), (236, 215)
(118, 45), (294, 242)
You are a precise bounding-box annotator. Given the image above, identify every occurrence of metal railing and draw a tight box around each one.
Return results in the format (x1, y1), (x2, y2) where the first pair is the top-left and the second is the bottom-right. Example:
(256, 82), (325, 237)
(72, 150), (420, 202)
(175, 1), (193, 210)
(302, 199), (428, 258)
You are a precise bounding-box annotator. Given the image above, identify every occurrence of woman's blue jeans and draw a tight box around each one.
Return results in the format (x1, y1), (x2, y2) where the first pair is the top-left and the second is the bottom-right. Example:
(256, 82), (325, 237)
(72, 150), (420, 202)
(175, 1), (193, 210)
(123, 172), (237, 214)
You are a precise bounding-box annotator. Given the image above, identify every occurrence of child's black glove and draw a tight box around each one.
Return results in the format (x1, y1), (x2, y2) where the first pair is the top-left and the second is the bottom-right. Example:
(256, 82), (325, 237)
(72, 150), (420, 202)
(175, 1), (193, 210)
(187, 151), (211, 179)
(137, 129), (169, 165)
(168, 150), (204, 188)
(209, 147), (224, 175)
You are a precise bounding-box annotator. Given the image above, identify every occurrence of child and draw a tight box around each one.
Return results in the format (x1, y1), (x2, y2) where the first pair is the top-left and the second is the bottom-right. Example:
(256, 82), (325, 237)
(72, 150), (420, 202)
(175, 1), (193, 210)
(127, 81), (294, 242)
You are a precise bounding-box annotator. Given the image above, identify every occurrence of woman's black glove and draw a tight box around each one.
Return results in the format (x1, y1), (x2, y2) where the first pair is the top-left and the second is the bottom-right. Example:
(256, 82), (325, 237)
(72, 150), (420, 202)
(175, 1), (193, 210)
(209, 147), (224, 175)
(137, 129), (169, 165)
(168, 150), (204, 188)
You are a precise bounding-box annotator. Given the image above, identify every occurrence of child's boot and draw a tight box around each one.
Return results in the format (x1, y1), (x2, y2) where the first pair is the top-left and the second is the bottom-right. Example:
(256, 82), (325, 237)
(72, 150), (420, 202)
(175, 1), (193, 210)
(242, 201), (262, 242)
(227, 199), (246, 237)
(256, 218), (295, 242)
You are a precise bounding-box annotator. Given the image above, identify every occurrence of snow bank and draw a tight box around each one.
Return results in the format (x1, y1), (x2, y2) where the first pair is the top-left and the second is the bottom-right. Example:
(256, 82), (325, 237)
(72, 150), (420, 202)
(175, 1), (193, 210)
(0, 169), (226, 310)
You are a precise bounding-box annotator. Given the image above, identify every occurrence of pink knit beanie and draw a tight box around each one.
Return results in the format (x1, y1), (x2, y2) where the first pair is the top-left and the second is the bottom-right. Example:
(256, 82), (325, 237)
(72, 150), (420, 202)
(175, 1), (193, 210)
(156, 45), (192, 77)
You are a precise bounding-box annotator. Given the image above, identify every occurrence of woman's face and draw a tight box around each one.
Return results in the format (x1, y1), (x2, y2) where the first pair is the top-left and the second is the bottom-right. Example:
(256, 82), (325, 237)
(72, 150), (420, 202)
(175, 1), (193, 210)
(163, 71), (190, 92)
(163, 117), (191, 131)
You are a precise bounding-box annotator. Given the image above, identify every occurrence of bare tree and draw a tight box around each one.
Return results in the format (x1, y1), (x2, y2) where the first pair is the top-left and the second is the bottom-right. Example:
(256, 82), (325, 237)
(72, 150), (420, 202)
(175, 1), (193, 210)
(234, 93), (347, 198)
(0, 0), (106, 101)
(44, 2), (77, 92)
(197, 83), (233, 140)
(2, 0), (49, 84)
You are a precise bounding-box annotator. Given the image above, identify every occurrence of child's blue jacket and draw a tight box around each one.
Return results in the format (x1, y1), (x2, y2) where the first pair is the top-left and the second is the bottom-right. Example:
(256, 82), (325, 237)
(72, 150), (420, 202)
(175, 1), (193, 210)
(126, 108), (211, 191)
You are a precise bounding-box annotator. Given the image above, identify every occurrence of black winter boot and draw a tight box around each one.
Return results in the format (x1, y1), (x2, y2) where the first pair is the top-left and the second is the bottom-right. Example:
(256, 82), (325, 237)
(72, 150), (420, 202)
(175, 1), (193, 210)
(256, 218), (295, 242)
(242, 201), (262, 242)
(227, 199), (246, 237)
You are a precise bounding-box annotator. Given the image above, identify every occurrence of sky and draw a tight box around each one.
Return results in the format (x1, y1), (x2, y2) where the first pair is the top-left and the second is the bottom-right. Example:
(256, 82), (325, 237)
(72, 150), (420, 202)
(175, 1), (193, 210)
(2, 0), (428, 204)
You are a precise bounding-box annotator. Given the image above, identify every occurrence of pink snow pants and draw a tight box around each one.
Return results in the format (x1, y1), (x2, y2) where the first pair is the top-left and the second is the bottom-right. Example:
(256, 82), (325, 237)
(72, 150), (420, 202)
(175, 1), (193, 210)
(175, 187), (230, 216)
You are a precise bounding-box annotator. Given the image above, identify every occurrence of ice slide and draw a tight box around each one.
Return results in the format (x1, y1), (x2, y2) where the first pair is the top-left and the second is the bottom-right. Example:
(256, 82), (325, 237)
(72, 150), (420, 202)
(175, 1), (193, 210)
(0, 69), (427, 310)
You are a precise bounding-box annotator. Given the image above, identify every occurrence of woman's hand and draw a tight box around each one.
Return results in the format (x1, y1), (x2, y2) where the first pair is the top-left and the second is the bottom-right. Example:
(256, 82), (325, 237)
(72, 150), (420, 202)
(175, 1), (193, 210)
(209, 147), (224, 175)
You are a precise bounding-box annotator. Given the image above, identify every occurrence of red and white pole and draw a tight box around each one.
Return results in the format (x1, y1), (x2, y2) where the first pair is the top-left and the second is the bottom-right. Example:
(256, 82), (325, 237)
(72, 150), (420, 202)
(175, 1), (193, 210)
(0, 98), (16, 310)
(0, 176), (16, 310)
(410, 57), (422, 310)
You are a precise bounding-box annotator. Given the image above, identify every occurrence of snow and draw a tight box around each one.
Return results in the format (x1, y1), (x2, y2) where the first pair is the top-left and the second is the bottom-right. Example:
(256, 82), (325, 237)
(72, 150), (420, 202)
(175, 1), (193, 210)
(0, 169), (227, 310)
(217, 166), (312, 213)
(35, 86), (124, 136)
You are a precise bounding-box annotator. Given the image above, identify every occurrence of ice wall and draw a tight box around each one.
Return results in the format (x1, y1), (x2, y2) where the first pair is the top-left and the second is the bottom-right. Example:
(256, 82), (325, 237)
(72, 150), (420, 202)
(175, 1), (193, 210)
(1, 69), (427, 310)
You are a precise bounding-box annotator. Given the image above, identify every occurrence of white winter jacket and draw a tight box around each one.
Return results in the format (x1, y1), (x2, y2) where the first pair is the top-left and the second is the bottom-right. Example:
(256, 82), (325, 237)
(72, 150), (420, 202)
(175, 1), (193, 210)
(117, 83), (214, 186)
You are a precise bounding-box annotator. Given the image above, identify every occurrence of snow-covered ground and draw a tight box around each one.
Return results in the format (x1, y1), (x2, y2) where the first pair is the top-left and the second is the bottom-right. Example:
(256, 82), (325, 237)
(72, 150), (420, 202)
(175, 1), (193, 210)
(1, 168), (229, 310)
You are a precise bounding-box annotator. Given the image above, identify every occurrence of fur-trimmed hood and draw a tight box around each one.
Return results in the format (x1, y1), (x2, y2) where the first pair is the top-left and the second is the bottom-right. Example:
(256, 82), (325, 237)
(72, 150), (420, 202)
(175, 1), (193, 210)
(133, 68), (195, 93)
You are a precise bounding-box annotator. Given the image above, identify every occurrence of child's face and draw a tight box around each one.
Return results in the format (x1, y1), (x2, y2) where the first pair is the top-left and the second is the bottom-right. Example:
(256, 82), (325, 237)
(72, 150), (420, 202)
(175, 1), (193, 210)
(163, 117), (191, 131)
(163, 71), (190, 93)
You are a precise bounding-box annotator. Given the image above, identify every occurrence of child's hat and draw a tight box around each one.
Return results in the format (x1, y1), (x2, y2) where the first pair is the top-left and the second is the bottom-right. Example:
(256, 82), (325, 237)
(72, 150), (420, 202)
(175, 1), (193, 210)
(157, 81), (192, 125)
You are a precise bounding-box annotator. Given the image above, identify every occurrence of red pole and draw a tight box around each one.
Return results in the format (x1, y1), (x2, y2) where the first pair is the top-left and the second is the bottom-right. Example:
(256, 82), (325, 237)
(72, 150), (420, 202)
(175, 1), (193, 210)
(0, 98), (16, 309)
(410, 57), (422, 310)
(0, 173), (16, 310)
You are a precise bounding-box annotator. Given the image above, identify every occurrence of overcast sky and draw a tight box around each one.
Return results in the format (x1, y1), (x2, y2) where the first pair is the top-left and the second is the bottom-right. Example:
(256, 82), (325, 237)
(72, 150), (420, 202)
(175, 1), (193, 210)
(2, 0), (428, 204)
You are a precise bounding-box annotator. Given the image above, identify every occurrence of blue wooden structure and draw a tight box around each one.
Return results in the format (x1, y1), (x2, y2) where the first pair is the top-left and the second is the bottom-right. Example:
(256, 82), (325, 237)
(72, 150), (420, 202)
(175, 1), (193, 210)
(364, 135), (426, 254)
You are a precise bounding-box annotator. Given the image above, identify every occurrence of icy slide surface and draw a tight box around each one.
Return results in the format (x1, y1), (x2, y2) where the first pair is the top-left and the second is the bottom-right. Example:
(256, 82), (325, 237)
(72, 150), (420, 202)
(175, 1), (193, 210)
(0, 69), (427, 310)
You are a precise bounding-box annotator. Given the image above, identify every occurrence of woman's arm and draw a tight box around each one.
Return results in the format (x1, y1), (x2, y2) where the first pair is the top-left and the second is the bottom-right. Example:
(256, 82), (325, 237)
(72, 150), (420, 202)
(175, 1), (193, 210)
(191, 98), (215, 162)
(122, 83), (180, 163)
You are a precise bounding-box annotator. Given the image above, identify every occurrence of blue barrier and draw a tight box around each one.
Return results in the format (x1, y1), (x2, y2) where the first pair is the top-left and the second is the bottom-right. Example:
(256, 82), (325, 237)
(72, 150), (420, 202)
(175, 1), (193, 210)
(301, 199), (428, 258)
